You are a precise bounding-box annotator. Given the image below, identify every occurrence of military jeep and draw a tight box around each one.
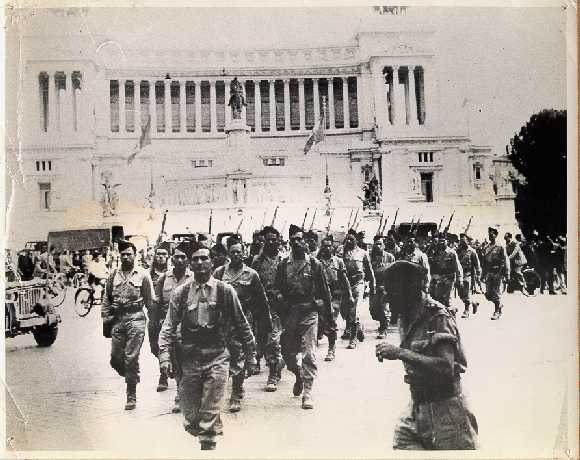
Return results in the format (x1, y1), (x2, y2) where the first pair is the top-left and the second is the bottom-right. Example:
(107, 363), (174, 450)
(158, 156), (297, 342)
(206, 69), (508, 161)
(5, 265), (61, 347)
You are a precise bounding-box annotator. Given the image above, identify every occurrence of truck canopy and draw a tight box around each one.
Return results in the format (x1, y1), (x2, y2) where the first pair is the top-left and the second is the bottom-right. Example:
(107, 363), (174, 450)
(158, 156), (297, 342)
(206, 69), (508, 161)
(48, 229), (112, 252)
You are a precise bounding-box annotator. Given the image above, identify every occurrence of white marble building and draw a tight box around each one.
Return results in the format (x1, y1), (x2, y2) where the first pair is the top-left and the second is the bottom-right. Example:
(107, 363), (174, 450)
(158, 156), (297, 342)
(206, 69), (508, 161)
(6, 8), (518, 247)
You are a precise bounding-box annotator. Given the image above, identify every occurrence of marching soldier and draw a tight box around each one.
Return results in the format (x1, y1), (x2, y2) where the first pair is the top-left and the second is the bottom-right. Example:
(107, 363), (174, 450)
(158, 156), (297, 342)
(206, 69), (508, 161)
(375, 260), (478, 450)
(428, 234), (463, 317)
(369, 235), (395, 339)
(250, 226), (285, 392)
(158, 240), (257, 451)
(482, 226), (510, 320)
(101, 239), (154, 410)
(504, 232), (527, 293)
(154, 241), (194, 412)
(456, 234), (481, 318)
(148, 242), (170, 381)
(342, 229), (375, 349)
(316, 235), (351, 361)
(398, 236), (430, 290)
(274, 224), (332, 409)
(214, 235), (272, 412)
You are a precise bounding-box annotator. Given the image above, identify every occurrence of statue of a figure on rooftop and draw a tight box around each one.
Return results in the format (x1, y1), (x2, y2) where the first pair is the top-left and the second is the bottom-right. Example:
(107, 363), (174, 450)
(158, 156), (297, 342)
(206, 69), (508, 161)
(228, 77), (246, 119)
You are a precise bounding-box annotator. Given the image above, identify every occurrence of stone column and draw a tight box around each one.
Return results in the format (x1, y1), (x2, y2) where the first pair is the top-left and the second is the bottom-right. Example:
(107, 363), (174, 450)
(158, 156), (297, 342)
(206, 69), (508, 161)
(313, 78), (320, 124)
(164, 79), (171, 133)
(327, 78), (335, 129)
(209, 79), (217, 132)
(269, 79), (276, 131)
(195, 80), (202, 132)
(119, 79), (126, 133)
(149, 80), (157, 135)
(422, 66), (430, 125)
(179, 80), (187, 133)
(66, 72), (74, 132)
(371, 67), (386, 128)
(224, 78), (232, 127)
(283, 78), (291, 131)
(254, 80), (262, 133)
(408, 66), (418, 125)
(359, 64), (374, 131)
(239, 79), (247, 125)
(342, 76), (350, 129)
(48, 72), (57, 132)
(391, 66), (399, 125)
(134, 80), (141, 133)
(298, 78), (305, 131)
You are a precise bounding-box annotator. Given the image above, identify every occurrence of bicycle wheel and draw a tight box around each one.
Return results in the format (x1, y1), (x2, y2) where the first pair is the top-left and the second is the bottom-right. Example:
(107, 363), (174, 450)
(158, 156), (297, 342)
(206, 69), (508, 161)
(48, 275), (67, 307)
(74, 288), (94, 317)
(523, 269), (541, 297)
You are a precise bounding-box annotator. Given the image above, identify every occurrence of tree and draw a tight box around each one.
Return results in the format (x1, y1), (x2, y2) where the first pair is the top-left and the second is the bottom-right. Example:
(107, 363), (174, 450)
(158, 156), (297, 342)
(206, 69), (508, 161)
(508, 109), (566, 238)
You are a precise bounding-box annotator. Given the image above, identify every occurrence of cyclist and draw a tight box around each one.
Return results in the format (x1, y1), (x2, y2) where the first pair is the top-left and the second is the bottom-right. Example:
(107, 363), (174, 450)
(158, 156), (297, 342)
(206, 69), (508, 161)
(88, 252), (109, 292)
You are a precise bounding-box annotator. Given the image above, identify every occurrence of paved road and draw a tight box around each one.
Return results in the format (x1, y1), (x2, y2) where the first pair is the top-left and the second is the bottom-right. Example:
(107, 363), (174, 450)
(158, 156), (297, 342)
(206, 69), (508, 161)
(5, 288), (576, 458)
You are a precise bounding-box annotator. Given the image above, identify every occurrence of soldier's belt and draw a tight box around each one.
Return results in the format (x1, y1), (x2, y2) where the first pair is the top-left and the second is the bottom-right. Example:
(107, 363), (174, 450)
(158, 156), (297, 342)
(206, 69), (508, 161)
(431, 273), (455, 279)
(286, 300), (317, 312)
(348, 274), (364, 284)
(114, 303), (144, 314)
(407, 377), (461, 404)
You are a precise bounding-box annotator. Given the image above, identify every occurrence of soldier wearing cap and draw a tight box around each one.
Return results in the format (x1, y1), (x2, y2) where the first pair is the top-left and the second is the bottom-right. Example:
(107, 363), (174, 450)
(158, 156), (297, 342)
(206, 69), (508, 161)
(369, 235), (395, 339)
(456, 233), (481, 318)
(274, 224), (332, 409)
(375, 260), (478, 450)
(341, 228), (375, 349)
(316, 234), (351, 361)
(304, 230), (319, 254)
(398, 237), (430, 285)
(504, 232), (527, 293)
(214, 235), (271, 412)
(158, 240), (256, 451)
(250, 225), (286, 392)
(483, 226), (510, 320)
(428, 233), (463, 317)
(154, 240), (194, 412)
(148, 241), (170, 360)
(101, 239), (154, 411)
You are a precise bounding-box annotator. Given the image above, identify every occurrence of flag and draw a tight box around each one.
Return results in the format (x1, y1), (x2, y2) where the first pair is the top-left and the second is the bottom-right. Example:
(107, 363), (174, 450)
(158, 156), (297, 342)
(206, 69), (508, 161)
(127, 115), (152, 165)
(303, 114), (325, 155)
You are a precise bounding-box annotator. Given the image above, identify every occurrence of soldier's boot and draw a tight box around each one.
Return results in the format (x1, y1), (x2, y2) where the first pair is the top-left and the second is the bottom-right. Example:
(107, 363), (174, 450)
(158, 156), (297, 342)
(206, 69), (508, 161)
(124, 382), (137, 411)
(341, 324), (350, 340)
(229, 374), (244, 413)
(275, 358), (285, 382)
(324, 338), (336, 362)
(461, 303), (470, 318)
(356, 322), (365, 342)
(156, 369), (169, 392)
(200, 440), (217, 450)
(491, 303), (503, 320)
(376, 319), (387, 339)
(172, 393), (181, 414)
(292, 370), (304, 396)
(301, 382), (314, 410)
(347, 323), (358, 349)
(265, 363), (279, 392)
(472, 301), (479, 315)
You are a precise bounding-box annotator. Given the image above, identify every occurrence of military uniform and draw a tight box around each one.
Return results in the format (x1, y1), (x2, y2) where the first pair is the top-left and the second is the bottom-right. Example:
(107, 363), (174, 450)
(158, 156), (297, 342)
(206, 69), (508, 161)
(370, 249), (395, 336)
(214, 262), (272, 406)
(457, 244), (481, 317)
(506, 240), (526, 292)
(275, 253), (331, 406)
(318, 254), (350, 359)
(158, 276), (255, 448)
(428, 248), (463, 316)
(342, 245), (375, 347)
(482, 242), (510, 319)
(101, 265), (154, 404)
(155, 268), (193, 407)
(251, 253), (284, 385)
(393, 296), (478, 450)
(399, 248), (431, 287)
(148, 266), (168, 357)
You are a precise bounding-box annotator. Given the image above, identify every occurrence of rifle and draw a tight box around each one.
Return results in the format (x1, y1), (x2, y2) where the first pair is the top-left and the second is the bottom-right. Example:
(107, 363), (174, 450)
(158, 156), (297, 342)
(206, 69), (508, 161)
(409, 216), (416, 233)
(208, 209), (213, 234)
(309, 208), (318, 231)
(271, 206), (279, 227)
(346, 209), (354, 229)
(155, 209), (168, 246)
(413, 215), (422, 234)
(443, 211), (455, 235)
(236, 217), (244, 234)
(351, 209), (360, 231)
(281, 220), (288, 235)
(302, 208), (310, 229)
(437, 216), (445, 233)
(376, 212), (384, 236)
(464, 216), (473, 235)
(391, 208), (400, 229)
(380, 215), (389, 235)
(261, 209), (267, 229)
(326, 211), (333, 236)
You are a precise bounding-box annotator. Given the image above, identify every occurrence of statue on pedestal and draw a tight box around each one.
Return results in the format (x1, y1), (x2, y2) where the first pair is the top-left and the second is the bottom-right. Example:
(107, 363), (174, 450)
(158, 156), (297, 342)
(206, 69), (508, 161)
(100, 172), (121, 217)
(228, 77), (246, 119)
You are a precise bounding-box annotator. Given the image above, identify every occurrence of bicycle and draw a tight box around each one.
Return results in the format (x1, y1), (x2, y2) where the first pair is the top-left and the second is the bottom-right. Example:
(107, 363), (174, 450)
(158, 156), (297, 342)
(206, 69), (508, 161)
(74, 280), (104, 317)
(70, 269), (86, 289)
(45, 272), (67, 307)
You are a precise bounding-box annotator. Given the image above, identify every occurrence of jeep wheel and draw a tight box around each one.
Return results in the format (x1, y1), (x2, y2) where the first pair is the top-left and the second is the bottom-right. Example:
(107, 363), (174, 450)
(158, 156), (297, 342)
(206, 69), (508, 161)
(33, 324), (58, 347)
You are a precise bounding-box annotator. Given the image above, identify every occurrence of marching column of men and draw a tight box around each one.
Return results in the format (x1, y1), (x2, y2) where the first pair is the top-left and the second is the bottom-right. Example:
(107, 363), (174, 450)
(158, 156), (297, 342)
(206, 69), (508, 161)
(100, 222), (528, 450)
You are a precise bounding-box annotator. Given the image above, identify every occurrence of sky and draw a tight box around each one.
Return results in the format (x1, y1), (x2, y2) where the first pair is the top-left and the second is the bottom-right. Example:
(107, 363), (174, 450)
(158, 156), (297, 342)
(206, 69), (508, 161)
(8, 3), (569, 153)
